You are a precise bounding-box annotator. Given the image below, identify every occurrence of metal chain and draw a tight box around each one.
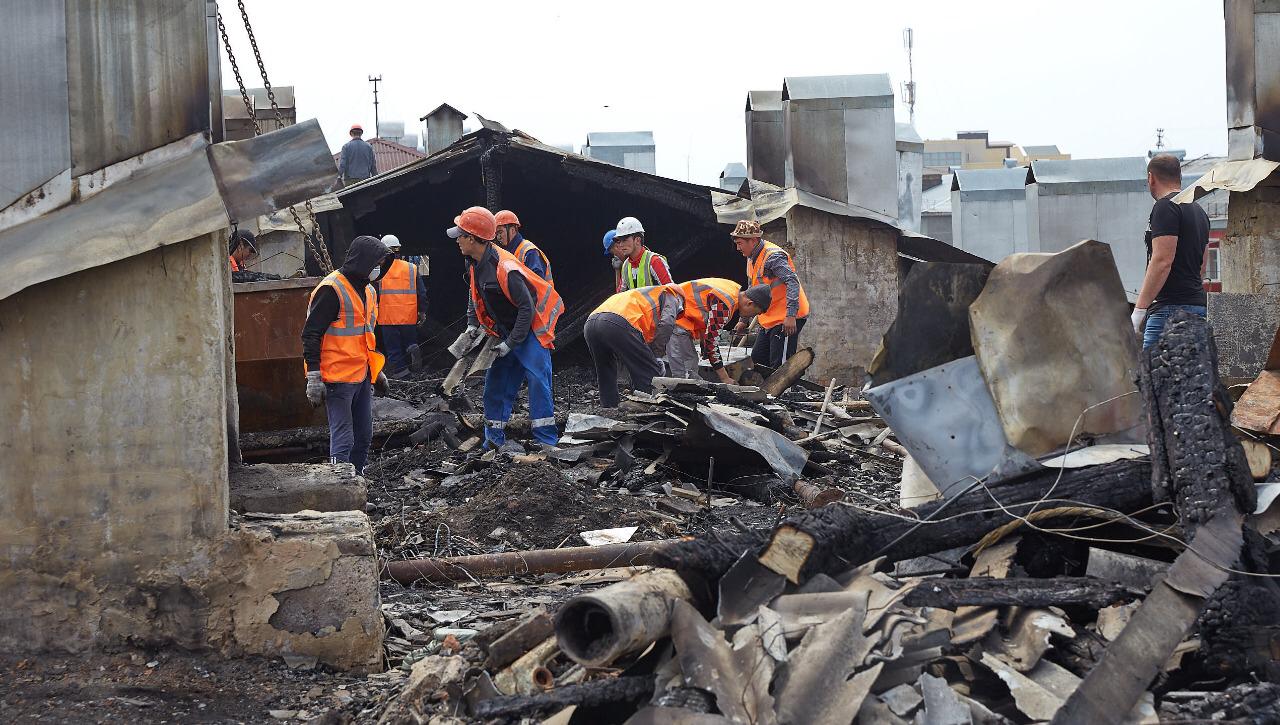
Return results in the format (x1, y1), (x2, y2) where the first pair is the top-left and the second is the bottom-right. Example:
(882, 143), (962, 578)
(216, 1), (334, 273)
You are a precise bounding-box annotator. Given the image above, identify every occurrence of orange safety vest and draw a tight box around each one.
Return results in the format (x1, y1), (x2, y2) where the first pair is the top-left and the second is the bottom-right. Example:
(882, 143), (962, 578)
(229, 255), (241, 271)
(746, 239), (810, 328)
(470, 245), (563, 349)
(377, 258), (419, 325)
(513, 238), (554, 284)
(669, 278), (741, 339)
(591, 286), (674, 344)
(307, 271), (386, 383)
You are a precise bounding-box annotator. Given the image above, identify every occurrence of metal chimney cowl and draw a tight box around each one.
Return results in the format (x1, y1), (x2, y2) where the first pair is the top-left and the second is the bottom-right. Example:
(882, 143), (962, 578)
(781, 74), (898, 218)
(1225, 0), (1279, 161)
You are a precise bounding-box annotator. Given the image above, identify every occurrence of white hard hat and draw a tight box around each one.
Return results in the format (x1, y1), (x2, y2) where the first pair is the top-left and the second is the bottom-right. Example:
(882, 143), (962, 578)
(615, 217), (644, 237)
(381, 234), (401, 249)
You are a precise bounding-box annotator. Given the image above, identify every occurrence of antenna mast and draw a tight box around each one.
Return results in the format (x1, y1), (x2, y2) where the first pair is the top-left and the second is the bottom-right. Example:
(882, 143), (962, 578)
(369, 75), (383, 137)
(1156, 127), (1165, 149)
(902, 28), (917, 124)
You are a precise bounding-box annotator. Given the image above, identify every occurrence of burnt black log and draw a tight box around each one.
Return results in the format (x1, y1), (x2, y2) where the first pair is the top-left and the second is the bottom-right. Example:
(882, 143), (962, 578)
(471, 675), (654, 721)
(901, 576), (1139, 609)
(655, 458), (1154, 587)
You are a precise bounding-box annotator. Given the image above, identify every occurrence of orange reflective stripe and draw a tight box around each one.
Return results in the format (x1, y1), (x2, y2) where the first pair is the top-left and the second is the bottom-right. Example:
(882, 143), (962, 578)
(229, 255), (241, 271)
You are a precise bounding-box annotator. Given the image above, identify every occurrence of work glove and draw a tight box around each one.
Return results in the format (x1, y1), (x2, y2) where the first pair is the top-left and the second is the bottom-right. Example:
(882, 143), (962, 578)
(373, 371), (390, 396)
(449, 326), (478, 359)
(495, 341), (512, 357)
(417, 312), (429, 326)
(305, 371), (325, 407)
(1130, 307), (1148, 335)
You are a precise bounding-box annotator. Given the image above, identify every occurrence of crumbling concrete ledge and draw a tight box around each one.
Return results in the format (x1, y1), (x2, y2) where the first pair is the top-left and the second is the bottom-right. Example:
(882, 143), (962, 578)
(205, 511), (384, 673)
(230, 462), (367, 514)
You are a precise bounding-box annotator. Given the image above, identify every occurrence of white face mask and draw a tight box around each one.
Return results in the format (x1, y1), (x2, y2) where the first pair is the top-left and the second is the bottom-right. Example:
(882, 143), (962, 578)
(368, 266), (381, 281)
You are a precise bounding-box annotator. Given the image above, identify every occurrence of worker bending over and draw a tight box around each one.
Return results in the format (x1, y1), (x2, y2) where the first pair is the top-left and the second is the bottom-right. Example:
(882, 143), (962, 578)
(495, 210), (553, 282)
(730, 220), (810, 368)
(586, 281), (736, 407)
(450, 206), (562, 449)
(302, 235), (392, 474)
(670, 278), (742, 384)
(374, 234), (429, 378)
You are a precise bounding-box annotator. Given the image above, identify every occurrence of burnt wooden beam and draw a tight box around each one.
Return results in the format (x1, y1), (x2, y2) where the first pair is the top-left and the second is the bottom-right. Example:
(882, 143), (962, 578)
(471, 675), (654, 721)
(1053, 312), (1254, 725)
(654, 457), (1154, 587)
(901, 576), (1140, 610)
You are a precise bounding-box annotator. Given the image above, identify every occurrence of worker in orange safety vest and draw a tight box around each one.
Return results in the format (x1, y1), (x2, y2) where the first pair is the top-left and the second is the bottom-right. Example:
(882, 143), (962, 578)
(449, 206), (563, 450)
(228, 229), (257, 272)
(374, 234), (429, 378)
(730, 219), (810, 369)
(301, 235), (392, 474)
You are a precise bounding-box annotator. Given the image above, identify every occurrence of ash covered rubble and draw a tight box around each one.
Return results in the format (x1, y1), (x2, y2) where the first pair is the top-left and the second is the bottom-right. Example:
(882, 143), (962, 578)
(350, 244), (1280, 725)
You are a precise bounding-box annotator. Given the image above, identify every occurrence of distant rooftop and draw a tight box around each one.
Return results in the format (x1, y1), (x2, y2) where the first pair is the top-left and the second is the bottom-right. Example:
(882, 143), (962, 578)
(586, 131), (654, 147)
(1023, 145), (1061, 155)
(420, 103), (466, 122)
(896, 122), (923, 145)
(922, 173), (953, 214)
(721, 162), (747, 178)
(333, 137), (427, 175)
(1029, 157), (1147, 184)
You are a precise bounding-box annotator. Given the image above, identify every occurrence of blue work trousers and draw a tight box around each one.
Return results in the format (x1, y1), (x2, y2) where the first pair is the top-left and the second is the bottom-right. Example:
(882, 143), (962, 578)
(380, 324), (416, 374)
(325, 375), (373, 474)
(483, 336), (558, 447)
(1142, 304), (1206, 349)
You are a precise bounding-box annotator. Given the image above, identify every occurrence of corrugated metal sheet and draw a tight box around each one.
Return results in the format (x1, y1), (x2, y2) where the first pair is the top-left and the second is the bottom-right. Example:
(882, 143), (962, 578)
(66, 0), (211, 175)
(586, 131), (655, 147)
(1, 0), (71, 211)
(782, 74), (893, 107)
(952, 167), (1031, 192)
(1029, 157), (1147, 184)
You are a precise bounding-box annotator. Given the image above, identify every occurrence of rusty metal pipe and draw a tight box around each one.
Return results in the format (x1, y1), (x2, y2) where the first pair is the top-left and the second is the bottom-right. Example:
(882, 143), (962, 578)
(383, 539), (684, 585)
(555, 569), (692, 667)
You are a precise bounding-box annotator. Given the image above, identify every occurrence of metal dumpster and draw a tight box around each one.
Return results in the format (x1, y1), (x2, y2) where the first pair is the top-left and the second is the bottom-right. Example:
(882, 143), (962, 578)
(233, 278), (326, 433)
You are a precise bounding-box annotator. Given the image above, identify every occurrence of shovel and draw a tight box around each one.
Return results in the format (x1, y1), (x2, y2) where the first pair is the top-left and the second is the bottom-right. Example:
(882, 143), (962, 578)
(443, 337), (501, 396)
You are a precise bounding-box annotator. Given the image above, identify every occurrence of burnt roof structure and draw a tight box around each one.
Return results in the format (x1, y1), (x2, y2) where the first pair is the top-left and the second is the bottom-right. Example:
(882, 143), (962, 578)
(323, 127), (729, 352)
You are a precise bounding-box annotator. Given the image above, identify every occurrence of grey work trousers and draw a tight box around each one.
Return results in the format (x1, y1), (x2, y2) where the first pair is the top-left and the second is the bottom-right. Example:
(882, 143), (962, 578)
(585, 312), (663, 408)
(664, 327), (699, 379)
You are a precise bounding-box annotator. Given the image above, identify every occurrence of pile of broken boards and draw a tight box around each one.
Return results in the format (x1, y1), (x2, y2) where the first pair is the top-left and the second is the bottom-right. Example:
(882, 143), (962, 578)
(367, 245), (1280, 724)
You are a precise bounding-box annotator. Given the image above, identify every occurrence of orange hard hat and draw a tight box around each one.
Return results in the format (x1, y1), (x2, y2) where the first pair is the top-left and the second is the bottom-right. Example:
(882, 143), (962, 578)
(494, 210), (521, 228)
(350, 123), (363, 132)
(448, 206), (497, 241)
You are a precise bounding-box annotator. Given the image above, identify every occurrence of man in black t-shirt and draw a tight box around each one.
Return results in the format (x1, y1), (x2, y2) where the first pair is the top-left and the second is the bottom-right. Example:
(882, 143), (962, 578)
(1132, 153), (1210, 349)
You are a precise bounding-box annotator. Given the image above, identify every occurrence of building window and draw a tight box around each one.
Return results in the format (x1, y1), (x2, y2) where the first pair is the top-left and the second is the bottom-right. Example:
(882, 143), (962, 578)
(924, 151), (963, 168)
(1204, 245), (1220, 283)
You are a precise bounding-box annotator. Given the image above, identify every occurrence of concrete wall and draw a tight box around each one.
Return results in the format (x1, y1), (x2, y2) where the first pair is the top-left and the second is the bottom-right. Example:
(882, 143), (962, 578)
(952, 190), (1028, 262)
(1221, 178), (1280, 293)
(785, 205), (899, 384)
(1026, 185), (1152, 300)
(0, 233), (231, 649)
(251, 229), (308, 278)
(1208, 292), (1280, 383)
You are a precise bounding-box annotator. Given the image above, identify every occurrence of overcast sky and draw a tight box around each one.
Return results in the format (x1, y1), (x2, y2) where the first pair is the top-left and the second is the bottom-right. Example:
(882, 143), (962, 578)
(217, 0), (1228, 185)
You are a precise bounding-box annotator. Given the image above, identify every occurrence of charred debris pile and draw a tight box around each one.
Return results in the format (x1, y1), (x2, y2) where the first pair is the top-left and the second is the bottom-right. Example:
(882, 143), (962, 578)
(360, 248), (1279, 724)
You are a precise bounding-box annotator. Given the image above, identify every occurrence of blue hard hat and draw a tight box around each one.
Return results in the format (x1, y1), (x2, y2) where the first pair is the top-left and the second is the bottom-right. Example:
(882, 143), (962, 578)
(602, 229), (617, 256)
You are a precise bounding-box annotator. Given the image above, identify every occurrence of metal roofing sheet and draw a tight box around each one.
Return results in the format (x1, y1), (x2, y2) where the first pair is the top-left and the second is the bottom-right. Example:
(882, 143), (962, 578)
(952, 167), (1031, 191)
(1029, 157), (1147, 184)
(896, 122), (923, 145)
(1023, 145), (1060, 155)
(420, 102), (465, 121)
(747, 90), (783, 111)
(721, 162), (747, 178)
(332, 138), (427, 176)
(782, 74), (892, 101)
(922, 174), (953, 213)
(586, 131), (654, 147)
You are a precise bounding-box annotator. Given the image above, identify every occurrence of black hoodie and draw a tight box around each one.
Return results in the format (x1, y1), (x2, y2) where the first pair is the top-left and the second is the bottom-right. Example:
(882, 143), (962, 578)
(302, 235), (391, 371)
